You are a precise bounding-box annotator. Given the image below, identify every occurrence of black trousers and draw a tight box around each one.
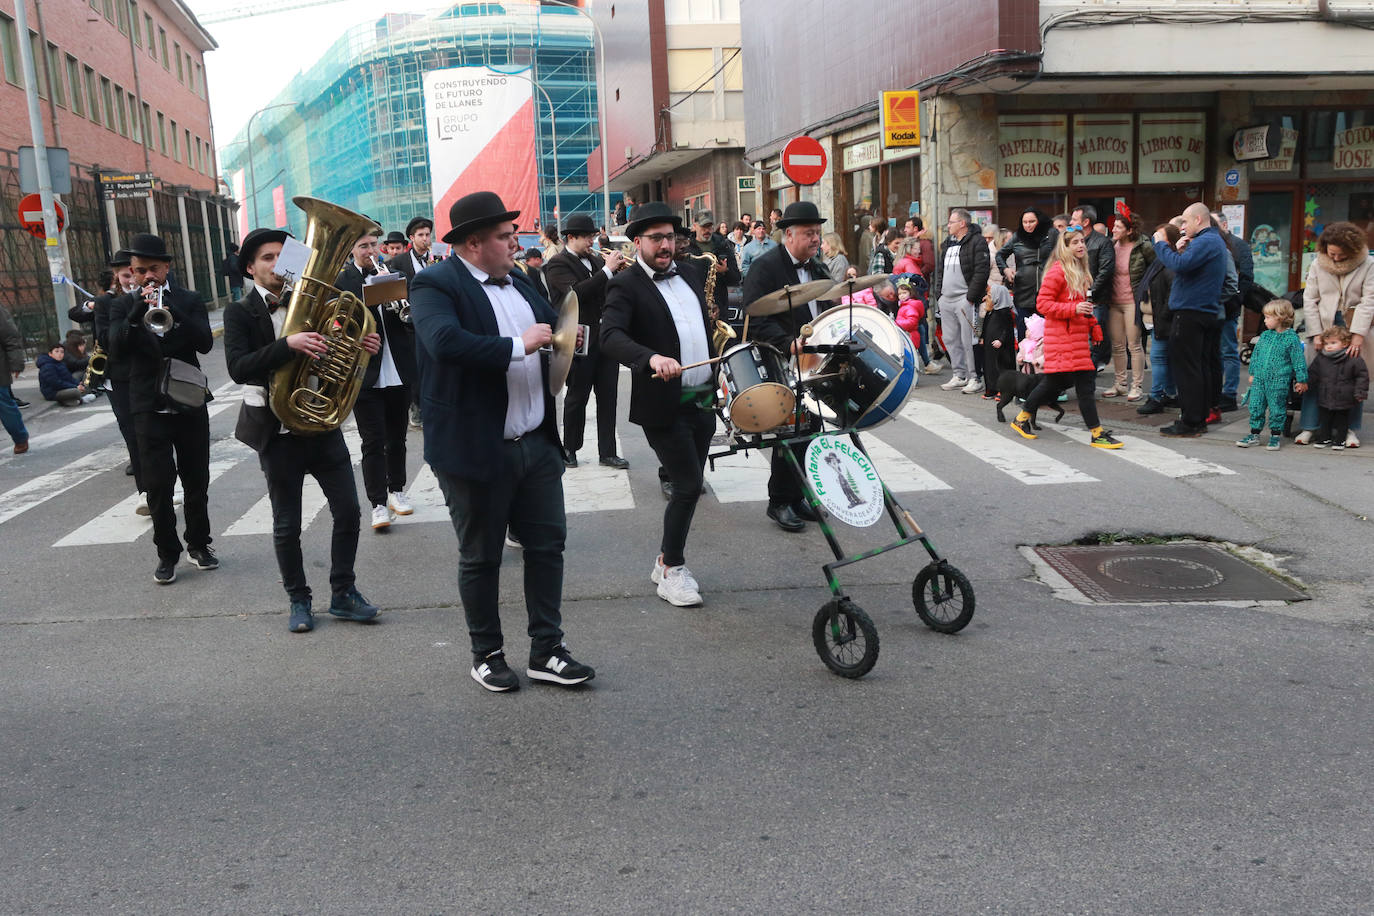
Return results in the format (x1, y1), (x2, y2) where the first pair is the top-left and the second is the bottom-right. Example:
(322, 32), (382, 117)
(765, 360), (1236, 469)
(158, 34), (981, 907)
(562, 347), (619, 457)
(134, 408), (211, 562)
(768, 413), (821, 505)
(1170, 310), (1222, 428)
(259, 429), (360, 602)
(641, 405), (716, 567)
(433, 427), (566, 659)
(107, 378), (142, 491)
(354, 384), (410, 508)
(981, 309), (1017, 392)
(1317, 406), (1351, 444)
(1024, 370), (1100, 429)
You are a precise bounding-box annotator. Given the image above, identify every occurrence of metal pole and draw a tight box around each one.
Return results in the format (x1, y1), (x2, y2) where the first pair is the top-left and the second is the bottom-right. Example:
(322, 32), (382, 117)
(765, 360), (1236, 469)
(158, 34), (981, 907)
(175, 191), (196, 291)
(541, 1), (610, 225)
(245, 103), (297, 228)
(493, 70), (560, 225)
(198, 194), (219, 300)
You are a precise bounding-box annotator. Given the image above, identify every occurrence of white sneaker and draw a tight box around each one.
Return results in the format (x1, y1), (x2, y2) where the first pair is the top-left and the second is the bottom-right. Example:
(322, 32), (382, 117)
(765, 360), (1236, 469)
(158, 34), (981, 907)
(651, 555), (665, 583)
(504, 529), (522, 549)
(923, 359), (945, 375)
(657, 564), (703, 606)
(371, 504), (393, 529)
(1294, 430), (1313, 445)
(940, 376), (968, 391)
(961, 378), (985, 394)
(80, 393), (97, 404)
(1345, 432), (1360, 448)
(135, 493), (150, 516)
(172, 489), (183, 507)
(388, 490), (413, 516)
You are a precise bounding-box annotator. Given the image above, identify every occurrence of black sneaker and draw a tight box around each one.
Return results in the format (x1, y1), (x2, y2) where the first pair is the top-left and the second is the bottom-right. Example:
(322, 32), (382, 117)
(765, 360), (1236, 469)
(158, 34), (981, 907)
(1136, 398), (1164, 415)
(288, 599), (314, 633)
(188, 546), (219, 570)
(472, 650), (520, 692)
(13, 396), (30, 409)
(153, 559), (177, 585)
(328, 587), (379, 621)
(527, 643), (595, 686)
(1159, 422), (1206, 438)
(1216, 396), (1239, 412)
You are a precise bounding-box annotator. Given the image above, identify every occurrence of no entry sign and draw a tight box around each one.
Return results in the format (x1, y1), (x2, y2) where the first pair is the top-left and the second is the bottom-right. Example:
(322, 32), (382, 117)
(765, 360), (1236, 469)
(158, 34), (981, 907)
(782, 136), (827, 186)
(18, 193), (66, 239)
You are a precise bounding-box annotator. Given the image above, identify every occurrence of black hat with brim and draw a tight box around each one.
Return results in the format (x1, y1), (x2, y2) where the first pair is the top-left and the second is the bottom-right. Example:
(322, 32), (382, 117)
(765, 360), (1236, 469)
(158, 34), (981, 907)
(108, 249), (132, 268)
(625, 202), (682, 239)
(441, 191), (520, 245)
(405, 216), (433, 238)
(774, 200), (828, 229)
(384, 230), (407, 245)
(126, 233), (173, 261)
(238, 228), (292, 278)
(561, 213), (598, 237)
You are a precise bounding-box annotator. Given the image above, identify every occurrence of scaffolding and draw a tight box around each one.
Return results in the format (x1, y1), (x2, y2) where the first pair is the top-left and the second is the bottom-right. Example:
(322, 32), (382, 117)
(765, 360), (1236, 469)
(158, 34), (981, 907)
(220, 3), (602, 236)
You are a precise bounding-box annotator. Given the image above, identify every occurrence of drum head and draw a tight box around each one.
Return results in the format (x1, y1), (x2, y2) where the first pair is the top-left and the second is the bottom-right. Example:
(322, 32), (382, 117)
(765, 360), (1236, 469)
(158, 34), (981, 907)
(801, 305), (917, 430)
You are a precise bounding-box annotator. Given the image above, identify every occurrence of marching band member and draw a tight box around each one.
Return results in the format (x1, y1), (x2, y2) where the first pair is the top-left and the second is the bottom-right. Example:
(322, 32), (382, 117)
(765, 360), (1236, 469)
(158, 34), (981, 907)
(601, 202), (717, 607)
(740, 201), (834, 533)
(335, 230), (416, 530)
(89, 251), (148, 510)
(543, 212), (628, 469)
(409, 191), (594, 693)
(107, 234), (215, 585)
(223, 228), (382, 633)
(391, 216), (436, 430)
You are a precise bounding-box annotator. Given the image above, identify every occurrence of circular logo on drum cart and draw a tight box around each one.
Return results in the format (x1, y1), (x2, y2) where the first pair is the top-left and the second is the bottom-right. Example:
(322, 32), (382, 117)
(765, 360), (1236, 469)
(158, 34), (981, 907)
(804, 435), (885, 528)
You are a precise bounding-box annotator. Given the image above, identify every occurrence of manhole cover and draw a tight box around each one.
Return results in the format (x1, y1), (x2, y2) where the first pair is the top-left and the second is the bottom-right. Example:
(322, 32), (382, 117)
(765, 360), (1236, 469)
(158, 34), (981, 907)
(1032, 543), (1307, 603)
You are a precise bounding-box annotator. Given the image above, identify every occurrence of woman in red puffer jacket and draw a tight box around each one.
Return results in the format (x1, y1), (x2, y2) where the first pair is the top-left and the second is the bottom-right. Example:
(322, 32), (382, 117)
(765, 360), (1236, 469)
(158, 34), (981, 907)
(1010, 229), (1122, 448)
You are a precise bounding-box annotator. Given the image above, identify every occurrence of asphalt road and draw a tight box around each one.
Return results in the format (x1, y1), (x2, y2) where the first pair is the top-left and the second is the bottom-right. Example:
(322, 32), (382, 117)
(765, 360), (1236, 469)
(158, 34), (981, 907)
(1, 341), (1369, 914)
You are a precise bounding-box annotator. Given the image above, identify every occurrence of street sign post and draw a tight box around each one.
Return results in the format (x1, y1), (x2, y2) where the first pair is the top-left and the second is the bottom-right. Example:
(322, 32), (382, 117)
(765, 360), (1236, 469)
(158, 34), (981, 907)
(100, 172), (157, 201)
(782, 136), (827, 186)
(19, 193), (66, 239)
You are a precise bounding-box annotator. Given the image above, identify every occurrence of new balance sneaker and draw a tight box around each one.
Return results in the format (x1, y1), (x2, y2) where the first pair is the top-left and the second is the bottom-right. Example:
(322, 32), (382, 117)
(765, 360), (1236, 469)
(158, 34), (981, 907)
(1090, 430), (1123, 449)
(657, 564), (703, 607)
(527, 643), (595, 686)
(961, 377), (985, 394)
(328, 587), (379, 621)
(1236, 433), (1260, 448)
(472, 650), (520, 692)
(288, 599), (314, 633)
(153, 559), (176, 585)
(1266, 435), (1281, 451)
(371, 504), (393, 530)
(188, 546), (219, 570)
(388, 491), (413, 516)
(940, 375), (968, 391)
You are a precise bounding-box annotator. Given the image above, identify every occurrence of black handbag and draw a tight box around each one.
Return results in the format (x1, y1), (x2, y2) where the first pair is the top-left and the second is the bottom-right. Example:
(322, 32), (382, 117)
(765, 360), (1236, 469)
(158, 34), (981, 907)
(157, 357), (208, 411)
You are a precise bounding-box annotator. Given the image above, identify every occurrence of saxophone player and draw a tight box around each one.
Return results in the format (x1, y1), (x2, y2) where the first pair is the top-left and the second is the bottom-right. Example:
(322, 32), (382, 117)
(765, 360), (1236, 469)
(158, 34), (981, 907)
(686, 210), (740, 321)
(600, 202), (718, 608)
(223, 228), (383, 632)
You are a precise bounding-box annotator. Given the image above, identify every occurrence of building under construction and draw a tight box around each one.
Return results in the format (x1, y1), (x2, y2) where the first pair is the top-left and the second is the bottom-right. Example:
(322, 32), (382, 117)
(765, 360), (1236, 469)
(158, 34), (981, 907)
(220, 2), (603, 237)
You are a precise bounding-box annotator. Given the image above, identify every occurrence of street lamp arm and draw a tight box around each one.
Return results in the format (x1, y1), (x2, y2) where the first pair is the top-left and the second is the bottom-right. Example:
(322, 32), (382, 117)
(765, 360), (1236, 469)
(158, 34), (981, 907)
(539, 0), (611, 227)
(245, 102), (300, 228)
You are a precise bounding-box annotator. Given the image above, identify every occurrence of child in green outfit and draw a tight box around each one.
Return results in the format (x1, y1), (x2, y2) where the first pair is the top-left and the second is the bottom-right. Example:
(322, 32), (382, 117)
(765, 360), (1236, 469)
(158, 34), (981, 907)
(1237, 299), (1308, 450)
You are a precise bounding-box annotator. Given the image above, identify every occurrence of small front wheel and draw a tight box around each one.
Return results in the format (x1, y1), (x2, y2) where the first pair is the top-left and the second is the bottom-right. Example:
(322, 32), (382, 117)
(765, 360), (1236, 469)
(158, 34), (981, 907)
(812, 599), (879, 678)
(913, 563), (975, 633)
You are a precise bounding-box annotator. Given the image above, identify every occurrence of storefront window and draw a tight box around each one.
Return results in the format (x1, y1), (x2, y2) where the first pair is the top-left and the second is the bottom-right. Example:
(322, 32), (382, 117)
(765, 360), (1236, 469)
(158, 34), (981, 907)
(1305, 109), (1374, 180)
(1137, 112), (1206, 185)
(997, 114), (1068, 189)
(1249, 114), (1299, 178)
(1303, 182), (1374, 256)
(885, 155), (918, 226)
(1072, 114), (1133, 186)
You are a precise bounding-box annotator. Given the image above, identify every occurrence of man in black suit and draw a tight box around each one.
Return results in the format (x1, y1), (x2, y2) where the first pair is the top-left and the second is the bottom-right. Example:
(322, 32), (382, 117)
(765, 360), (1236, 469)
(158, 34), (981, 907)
(601, 202), (716, 607)
(740, 200), (835, 532)
(86, 251), (146, 507)
(223, 228), (382, 633)
(409, 191), (594, 693)
(107, 233), (216, 585)
(336, 231), (416, 531)
(686, 209), (740, 319)
(544, 212), (628, 469)
(389, 216), (436, 430)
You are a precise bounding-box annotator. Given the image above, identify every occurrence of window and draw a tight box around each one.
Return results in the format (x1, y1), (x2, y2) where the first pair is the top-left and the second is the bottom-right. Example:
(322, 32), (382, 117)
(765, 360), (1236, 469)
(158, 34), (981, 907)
(100, 76), (116, 131)
(157, 111), (166, 154)
(44, 43), (65, 107)
(174, 42), (183, 82)
(194, 62), (203, 97)
(185, 128), (192, 164)
(666, 48), (714, 93)
(722, 47), (742, 91)
(113, 83), (129, 137)
(104, 0), (115, 23)
(84, 67), (100, 123)
(145, 15), (155, 57)
(28, 33), (46, 99)
(131, 3), (142, 46)
(66, 56), (84, 116)
(170, 119), (178, 160)
(126, 90), (139, 138)
(90, 1), (101, 11)
(159, 28), (168, 69)
(142, 102), (152, 147)
(0, 15), (19, 87)
(194, 138), (202, 173)
(116, 0), (129, 34)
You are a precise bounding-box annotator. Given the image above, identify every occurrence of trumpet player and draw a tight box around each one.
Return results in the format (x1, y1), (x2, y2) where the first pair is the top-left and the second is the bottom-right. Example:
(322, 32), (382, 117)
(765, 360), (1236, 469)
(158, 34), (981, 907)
(224, 228), (383, 633)
(544, 212), (627, 469)
(91, 251), (147, 506)
(336, 230), (417, 531)
(107, 233), (215, 585)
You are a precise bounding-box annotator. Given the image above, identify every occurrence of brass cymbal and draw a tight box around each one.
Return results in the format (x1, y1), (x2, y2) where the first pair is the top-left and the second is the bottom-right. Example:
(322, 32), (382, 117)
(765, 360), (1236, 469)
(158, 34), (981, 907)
(818, 272), (890, 301)
(548, 289), (579, 397)
(744, 279), (838, 317)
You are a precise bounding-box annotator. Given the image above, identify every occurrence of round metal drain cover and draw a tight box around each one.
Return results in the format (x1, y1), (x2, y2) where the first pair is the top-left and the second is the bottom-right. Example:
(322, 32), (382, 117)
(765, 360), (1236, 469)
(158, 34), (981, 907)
(1032, 543), (1308, 603)
(1099, 556), (1224, 591)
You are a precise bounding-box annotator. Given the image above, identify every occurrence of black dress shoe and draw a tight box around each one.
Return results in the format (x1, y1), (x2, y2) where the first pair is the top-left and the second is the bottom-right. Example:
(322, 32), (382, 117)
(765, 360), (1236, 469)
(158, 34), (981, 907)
(599, 455), (629, 469)
(1159, 421), (1206, 438)
(1136, 398), (1164, 415)
(1216, 397), (1239, 412)
(766, 502), (806, 532)
(792, 500), (819, 522)
(563, 452), (578, 468)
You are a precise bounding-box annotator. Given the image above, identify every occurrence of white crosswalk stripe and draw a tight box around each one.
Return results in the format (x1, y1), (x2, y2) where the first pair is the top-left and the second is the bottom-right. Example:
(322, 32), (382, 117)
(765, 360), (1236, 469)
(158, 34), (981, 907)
(900, 400), (1098, 485)
(220, 428), (363, 537)
(1043, 422), (1237, 478)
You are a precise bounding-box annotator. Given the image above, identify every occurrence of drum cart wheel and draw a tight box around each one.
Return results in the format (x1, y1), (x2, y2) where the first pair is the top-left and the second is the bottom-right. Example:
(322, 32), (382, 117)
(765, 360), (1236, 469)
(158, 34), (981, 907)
(812, 598), (879, 678)
(912, 561), (975, 633)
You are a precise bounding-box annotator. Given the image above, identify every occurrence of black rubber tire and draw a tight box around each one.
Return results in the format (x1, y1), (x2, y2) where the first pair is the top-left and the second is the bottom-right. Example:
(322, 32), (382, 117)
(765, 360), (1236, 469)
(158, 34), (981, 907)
(812, 599), (879, 678)
(912, 563), (975, 633)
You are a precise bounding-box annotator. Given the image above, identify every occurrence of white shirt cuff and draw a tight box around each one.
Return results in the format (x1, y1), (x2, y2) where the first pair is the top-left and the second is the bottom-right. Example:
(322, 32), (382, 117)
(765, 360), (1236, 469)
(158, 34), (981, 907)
(509, 338), (526, 361)
(602, 265), (615, 279)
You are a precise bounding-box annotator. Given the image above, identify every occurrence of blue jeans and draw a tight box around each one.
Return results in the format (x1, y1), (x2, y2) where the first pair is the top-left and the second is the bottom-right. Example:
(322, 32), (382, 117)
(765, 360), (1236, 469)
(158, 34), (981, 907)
(1148, 331), (1175, 401)
(1219, 314), (1240, 400)
(0, 385), (28, 446)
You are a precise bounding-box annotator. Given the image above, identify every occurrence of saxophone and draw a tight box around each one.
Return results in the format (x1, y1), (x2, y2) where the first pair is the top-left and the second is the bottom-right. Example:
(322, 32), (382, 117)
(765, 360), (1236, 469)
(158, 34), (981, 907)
(689, 251), (735, 352)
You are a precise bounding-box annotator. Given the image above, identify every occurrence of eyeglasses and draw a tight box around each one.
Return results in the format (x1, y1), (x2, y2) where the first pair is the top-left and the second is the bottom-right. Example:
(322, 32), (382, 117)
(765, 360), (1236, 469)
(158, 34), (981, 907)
(640, 233), (675, 244)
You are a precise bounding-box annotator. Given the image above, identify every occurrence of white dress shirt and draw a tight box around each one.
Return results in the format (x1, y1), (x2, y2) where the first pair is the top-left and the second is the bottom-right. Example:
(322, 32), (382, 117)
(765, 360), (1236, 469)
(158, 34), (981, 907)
(639, 256), (711, 388)
(578, 254), (615, 280)
(791, 257), (822, 318)
(459, 256), (544, 439)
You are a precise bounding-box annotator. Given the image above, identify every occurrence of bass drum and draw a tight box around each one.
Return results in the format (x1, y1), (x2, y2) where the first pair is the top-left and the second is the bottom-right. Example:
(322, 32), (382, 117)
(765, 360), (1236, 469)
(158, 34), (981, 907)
(801, 304), (918, 430)
(720, 341), (796, 433)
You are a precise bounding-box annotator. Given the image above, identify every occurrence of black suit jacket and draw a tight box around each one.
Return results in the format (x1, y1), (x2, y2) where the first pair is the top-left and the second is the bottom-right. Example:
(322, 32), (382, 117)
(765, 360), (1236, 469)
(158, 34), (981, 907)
(336, 261), (417, 389)
(223, 288), (298, 447)
(107, 285), (213, 414)
(543, 248), (612, 348)
(740, 244), (835, 349)
(600, 260), (713, 427)
(521, 264), (551, 302)
(686, 231), (741, 312)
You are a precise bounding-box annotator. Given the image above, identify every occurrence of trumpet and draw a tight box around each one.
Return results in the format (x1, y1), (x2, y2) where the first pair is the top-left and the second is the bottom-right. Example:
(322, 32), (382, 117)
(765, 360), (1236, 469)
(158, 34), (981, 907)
(386, 299), (412, 324)
(82, 344), (108, 389)
(143, 286), (173, 334)
(610, 241), (636, 271)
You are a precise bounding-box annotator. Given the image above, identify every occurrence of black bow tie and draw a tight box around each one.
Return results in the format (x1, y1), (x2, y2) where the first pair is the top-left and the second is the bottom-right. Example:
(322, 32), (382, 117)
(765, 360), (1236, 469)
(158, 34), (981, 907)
(484, 276), (511, 287)
(652, 267), (679, 282)
(267, 294), (290, 314)
(793, 260), (810, 271)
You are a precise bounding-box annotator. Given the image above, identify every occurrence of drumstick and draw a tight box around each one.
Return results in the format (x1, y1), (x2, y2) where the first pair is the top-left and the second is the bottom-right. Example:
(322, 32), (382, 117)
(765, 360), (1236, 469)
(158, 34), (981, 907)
(652, 354), (724, 380)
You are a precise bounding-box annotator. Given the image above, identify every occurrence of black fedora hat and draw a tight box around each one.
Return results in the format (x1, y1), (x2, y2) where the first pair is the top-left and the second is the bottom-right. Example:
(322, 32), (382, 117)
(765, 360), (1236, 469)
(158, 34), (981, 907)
(561, 213), (597, 237)
(405, 216), (433, 238)
(625, 202), (682, 239)
(384, 230), (407, 245)
(774, 201), (827, 229)
(108, 249), (132, 268)
(238, 228), (292, 278)
(126, 233), (173, 261)
(442, 191), (520, 245)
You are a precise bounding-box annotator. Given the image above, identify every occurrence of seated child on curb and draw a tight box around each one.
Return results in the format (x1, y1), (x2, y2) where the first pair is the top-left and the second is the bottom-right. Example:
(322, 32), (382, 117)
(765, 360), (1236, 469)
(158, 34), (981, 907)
(1237, 299), (1307, 451)
(1307, 325), (1369, 451)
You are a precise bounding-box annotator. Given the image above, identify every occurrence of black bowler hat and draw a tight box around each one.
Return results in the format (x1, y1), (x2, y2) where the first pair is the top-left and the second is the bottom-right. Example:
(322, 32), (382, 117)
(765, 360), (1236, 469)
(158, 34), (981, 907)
(625, 201), (682, 239)
(441, 191), (520, 245)
(384, 230), (407, 245)
(405, 216), (433, 238)
(561, 213), (597, 237)
(108, 249), (131, 268)
(126, 233), (173, 261)
(238, 228), (292, 278)
(774, 201), (827, 229)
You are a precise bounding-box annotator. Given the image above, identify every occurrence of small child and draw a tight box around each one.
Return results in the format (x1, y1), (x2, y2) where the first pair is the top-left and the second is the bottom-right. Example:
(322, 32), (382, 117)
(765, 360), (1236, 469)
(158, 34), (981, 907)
(893, 279), (930, 367)
(1307, 325), (1369, 451)
(1238, 300), (1307, 450)
(980, 284), (1016, 399)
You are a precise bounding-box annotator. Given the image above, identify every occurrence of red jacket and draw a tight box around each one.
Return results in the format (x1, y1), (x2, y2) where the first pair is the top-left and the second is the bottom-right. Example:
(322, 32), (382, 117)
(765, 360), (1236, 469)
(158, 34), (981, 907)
(1036, 261), (1102, 374)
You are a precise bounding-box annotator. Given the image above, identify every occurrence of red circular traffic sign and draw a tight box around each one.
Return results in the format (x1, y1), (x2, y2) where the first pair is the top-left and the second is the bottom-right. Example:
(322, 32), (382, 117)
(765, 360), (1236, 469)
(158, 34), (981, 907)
(18, 193), (66, 239)
(782, 136), (827, 186)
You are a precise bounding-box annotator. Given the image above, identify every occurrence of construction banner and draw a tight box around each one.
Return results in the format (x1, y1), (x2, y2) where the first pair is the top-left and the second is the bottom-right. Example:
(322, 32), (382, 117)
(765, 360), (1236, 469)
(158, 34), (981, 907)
(423, 67), (539, 240)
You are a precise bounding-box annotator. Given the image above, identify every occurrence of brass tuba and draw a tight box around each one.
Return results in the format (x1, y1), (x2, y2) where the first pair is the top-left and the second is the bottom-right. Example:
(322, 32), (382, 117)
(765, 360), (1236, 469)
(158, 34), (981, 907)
(268, 196), (380, 435)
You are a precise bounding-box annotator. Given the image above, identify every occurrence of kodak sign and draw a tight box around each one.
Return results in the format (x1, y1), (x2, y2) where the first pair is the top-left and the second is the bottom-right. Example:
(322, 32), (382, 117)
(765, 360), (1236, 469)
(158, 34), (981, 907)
(881, 90), (921, 148)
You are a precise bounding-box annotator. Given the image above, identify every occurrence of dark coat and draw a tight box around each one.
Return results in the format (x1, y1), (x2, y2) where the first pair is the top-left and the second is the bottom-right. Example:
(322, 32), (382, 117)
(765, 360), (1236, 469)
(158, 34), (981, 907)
(600, 259), (713, 427)
(740, 243), (835, 349)
(1308, 350), (1369, 411)
(223, 287), (295, 388)
(1083, 228), (1115, 306)
(931, 230), (991, 306)
(37, 353), (81, 399)
(0, 304), (23, 379)
(995, 225), (1053, 312)
(408, 259), (561, 481)
(686, 231), (741, 313)
(1135, 258), (1176, 340)
(221, 253), (244, 287)
(543, 247), (611, 351)
(107, 285), (213, 414)
(336, 261), (417, 389)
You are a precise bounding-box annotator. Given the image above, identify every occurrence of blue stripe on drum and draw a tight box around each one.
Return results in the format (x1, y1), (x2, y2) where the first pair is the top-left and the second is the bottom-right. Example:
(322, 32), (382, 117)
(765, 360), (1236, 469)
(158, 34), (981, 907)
(856, 337), (918, 429)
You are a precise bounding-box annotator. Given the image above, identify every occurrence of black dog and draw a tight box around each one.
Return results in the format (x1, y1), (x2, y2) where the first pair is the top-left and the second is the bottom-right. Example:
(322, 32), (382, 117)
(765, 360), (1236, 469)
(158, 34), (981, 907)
(995, 369), (1064, 429)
